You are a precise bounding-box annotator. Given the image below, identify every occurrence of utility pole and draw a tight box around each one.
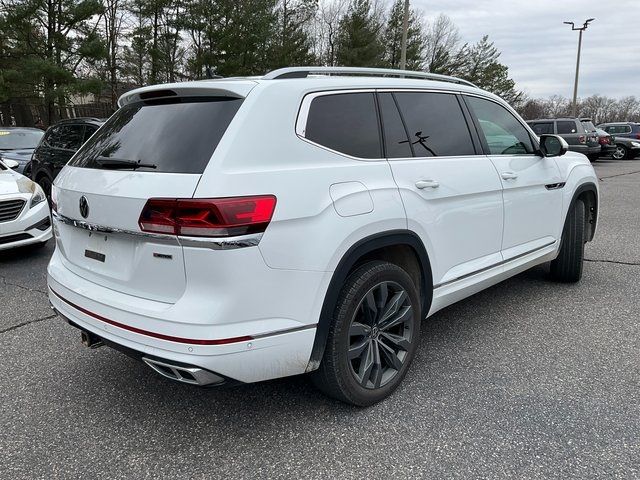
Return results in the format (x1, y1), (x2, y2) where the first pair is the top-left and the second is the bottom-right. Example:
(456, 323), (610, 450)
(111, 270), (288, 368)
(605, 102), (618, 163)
(399, 0), (409, 70)
(564, 18), (595, 117)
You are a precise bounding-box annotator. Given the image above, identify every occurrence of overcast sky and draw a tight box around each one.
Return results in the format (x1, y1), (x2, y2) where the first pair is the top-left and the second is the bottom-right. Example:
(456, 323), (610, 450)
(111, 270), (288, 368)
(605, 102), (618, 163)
(412, 0), (639, 99)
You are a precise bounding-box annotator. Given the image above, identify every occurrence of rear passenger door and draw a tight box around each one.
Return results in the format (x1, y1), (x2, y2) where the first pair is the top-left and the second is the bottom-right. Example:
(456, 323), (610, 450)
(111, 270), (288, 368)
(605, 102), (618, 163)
(464, 95), (563, 259)
(380, 91), (504, 287)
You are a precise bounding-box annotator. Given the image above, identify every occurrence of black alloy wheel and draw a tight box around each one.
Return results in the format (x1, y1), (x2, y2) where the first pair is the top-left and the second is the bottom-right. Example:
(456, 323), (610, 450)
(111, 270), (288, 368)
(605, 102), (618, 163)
(347, 281), (414, 389)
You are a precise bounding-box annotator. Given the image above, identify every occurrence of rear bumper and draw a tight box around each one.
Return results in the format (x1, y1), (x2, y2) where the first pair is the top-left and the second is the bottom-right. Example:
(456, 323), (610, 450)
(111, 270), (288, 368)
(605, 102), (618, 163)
(47, 247), (327, 384)
(569, 145), (601, 156)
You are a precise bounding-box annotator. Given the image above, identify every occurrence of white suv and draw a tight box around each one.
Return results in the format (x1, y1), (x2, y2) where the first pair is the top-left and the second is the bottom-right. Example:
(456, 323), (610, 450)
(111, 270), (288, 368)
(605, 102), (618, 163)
(48, 67), (599, 406)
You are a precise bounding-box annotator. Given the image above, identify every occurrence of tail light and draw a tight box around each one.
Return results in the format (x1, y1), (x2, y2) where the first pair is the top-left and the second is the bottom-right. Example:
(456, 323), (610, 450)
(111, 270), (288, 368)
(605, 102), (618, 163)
(599, 136), (610, 145)
(139, 195), (277, 237)
(636, 133), (640, 139)
(578, 135), (586, 144)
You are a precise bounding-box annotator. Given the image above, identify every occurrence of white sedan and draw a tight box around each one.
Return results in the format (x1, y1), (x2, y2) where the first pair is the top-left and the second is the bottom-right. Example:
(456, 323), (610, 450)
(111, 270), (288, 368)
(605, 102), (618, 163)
(0, 159), (52, 250)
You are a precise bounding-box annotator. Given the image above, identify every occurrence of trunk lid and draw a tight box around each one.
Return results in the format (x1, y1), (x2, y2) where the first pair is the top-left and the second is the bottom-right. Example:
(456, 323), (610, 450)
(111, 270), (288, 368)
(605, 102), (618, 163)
(53, 169), (199, 303)
(52, 87), (249, 303)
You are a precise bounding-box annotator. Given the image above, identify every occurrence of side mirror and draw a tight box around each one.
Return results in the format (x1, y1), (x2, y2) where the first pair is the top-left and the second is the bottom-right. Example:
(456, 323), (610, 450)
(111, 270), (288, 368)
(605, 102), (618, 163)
(539, 134), (569, 157)
(1, 159), (20, 169)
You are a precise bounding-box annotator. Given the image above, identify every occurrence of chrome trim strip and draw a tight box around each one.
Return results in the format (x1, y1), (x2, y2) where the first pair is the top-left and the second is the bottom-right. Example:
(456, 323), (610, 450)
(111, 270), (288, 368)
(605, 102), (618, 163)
(179, 233), (263, 250)
(434, 240), (557, 289)
(251, 323), (316, 340)
(52, 211), (263, 250)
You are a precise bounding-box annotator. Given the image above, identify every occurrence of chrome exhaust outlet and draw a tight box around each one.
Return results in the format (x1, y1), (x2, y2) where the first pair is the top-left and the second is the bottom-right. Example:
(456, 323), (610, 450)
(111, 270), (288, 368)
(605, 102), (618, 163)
(142, 357), (224, 386)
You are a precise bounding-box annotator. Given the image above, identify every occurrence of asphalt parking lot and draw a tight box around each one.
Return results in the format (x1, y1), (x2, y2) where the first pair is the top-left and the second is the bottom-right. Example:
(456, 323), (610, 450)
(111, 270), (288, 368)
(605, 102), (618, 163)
(1, 159), (638, 479)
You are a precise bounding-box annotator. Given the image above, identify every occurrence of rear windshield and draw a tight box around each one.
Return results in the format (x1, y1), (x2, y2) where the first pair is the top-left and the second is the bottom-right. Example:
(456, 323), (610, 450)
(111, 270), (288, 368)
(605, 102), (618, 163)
(69, 96), (243, 173)
(581, 121), (596, 132)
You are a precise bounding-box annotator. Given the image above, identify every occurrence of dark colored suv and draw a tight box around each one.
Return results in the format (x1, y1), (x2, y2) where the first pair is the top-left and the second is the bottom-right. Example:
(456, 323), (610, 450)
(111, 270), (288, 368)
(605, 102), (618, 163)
(30, 118), (104, 197)
(527, 118), (601, 161)
(597, 122), (640, 140)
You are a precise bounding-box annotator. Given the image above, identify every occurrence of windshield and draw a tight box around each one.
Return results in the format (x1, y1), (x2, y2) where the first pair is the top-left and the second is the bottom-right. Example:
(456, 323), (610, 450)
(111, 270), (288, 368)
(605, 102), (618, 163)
(69, 96), (243, 173)
(581, 121), (597, 132)
(0, 130), (44, 149)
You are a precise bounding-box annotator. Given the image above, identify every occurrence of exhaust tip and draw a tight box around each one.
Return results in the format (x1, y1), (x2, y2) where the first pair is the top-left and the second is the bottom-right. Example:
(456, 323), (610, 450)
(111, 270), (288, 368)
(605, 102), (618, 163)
(142, 357), (224, 386)
(80, 330), (104, 349)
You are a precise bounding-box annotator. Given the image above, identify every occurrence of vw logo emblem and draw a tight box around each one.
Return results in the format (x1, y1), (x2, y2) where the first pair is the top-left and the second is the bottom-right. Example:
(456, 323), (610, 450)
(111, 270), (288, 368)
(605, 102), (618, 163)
(79, 196), (89, 219)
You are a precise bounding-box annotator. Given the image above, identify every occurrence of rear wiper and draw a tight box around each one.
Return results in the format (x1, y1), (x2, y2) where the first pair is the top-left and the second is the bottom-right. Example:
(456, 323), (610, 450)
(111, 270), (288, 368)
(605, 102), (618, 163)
(95, 157), (157, 170)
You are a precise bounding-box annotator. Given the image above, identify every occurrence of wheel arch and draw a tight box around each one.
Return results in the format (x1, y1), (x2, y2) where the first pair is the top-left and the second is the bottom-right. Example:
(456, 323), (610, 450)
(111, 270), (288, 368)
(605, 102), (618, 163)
(306, 230), (432, 371)
(568, 182), (598, 242)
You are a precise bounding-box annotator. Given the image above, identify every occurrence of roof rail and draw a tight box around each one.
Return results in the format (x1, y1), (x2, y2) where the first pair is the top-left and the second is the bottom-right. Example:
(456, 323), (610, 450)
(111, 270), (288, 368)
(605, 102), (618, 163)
(262, 66), (478, 88)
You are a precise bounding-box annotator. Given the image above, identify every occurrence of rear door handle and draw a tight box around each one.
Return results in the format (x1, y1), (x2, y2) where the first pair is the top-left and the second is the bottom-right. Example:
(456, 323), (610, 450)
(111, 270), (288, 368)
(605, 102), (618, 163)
(501, 172), (518, 180)
(415, 180), (439, 189)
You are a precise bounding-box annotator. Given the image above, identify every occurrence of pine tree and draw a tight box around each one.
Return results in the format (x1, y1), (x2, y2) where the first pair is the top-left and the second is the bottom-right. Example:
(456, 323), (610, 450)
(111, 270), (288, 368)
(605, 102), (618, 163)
(336, 0), (385, 67)
(459, 35), (523, 106)
(383, 0), (424, 70)
(1, 0), (104, 124)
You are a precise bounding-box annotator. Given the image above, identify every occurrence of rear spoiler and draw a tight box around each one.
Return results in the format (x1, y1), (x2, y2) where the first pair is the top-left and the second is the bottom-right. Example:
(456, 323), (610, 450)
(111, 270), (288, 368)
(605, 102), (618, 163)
(118, 80), (257, 108)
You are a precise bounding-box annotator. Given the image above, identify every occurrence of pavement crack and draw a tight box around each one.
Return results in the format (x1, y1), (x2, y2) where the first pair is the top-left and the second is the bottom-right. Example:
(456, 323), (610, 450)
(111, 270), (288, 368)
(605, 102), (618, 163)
(584, 258), (640, 266)
(0, 314), (57, 334)
(598, 170), (640, 181)
(0, 276), (48, 295)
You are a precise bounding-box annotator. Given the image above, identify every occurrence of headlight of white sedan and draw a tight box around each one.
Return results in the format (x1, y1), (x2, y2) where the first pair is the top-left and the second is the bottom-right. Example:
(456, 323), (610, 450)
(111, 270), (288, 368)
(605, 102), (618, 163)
(16, 177), (47, 208)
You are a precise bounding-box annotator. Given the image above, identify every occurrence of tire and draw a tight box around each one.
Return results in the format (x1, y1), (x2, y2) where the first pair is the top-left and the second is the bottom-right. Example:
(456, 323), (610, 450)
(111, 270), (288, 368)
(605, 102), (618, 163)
(312, 261), (422, 406)
(37, 175), (53, 203)
(612, 145), (628, 160)
(550, 199), (586, 283)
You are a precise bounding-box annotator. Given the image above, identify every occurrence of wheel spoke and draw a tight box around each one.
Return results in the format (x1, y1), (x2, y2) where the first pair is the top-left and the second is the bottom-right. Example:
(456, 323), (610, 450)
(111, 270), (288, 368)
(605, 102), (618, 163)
(379, 305), (412, 331)
(379, 290), (407, 324)
(378, 339), (404, 371)
(363, 291), (377, 325)
(356, 340), (375, 385)
(375, 283), (388, 320)
(349, 321), (370, 337)
(370, 340), (383, 388)
(348, 338), (369, 360)
(380, 331), (411, 351)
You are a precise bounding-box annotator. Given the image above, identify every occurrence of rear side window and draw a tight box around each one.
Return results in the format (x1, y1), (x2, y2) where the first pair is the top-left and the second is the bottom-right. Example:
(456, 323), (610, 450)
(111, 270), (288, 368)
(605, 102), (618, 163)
(46, 125), (84, 150)
(557, 121), (578, 134)
(466, 96), (534, 155)
(378, 93), (412, 158)
(393, 92), (475, 157)
(69, 97), (243, 173)
(305, 93), (381, 158)
(530, 122), (554, 135)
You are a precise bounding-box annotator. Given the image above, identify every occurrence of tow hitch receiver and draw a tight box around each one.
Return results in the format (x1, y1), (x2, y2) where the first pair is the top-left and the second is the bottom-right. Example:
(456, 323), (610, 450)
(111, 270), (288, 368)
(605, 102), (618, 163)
(81, 330), (104, 349)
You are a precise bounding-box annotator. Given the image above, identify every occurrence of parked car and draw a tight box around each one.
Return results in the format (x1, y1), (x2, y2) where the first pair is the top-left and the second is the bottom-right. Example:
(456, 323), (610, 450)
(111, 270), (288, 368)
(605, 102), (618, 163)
(47, 67), (599, 406)
(0, 127), (44, 176)
(0, 158), (52, 250)
(527, 118), (601, 161)
(595, 127), (640, 160)
(597, 122), (640, 140)
(30, 118), (104, 198)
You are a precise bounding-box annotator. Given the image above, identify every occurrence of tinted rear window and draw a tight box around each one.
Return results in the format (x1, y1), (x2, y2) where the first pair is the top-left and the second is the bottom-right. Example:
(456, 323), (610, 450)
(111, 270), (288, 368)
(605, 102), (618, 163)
(581, 121), (596, 132)
(378, 93), (412, 158)
(305, 93), (381, 158)
(394, 92), (475, 157)
(530, 122), (554, 135)
(69, 97), (243, 173)
(557, 120), (579, 134)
